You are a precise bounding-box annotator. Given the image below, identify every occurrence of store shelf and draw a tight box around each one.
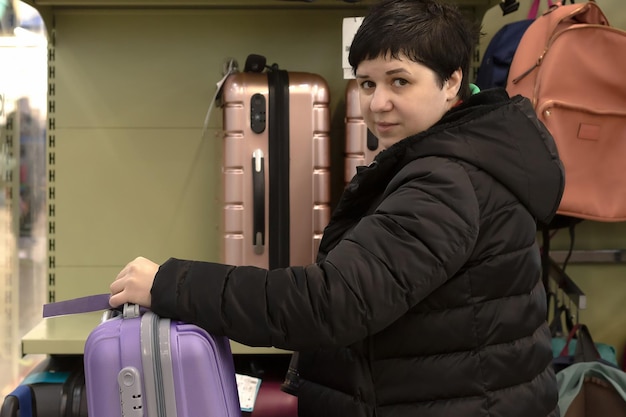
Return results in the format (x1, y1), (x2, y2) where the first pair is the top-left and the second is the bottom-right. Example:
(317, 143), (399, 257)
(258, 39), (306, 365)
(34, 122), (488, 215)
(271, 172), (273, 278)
(27, 0), (375, 7)
(21, 314), (289, 355)
(25, 0), (497, 8)
(21, 313), (102, 355)
(551, 249), (626, 265)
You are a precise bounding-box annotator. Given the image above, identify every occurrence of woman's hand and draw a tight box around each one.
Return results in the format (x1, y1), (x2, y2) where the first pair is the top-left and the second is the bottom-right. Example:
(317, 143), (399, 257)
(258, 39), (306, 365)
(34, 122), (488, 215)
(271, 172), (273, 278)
(109, 256), (159, 308)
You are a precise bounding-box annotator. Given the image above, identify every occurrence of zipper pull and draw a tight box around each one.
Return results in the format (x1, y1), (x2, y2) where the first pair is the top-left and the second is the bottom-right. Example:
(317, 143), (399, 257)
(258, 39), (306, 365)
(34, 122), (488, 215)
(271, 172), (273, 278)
(511, 50), (547, 84)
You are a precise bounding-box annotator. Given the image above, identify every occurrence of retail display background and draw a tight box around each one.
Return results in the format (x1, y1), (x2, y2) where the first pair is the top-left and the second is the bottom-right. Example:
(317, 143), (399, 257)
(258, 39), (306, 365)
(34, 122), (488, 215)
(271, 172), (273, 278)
(1, 0), (626, 397)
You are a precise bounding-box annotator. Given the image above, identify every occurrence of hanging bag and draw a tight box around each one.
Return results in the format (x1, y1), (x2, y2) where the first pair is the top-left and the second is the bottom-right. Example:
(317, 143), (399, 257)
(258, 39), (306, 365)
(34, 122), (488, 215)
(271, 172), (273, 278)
(475, 0), (554, 89)
(507, 0), (626, 222)
(552, 323), (618, 373)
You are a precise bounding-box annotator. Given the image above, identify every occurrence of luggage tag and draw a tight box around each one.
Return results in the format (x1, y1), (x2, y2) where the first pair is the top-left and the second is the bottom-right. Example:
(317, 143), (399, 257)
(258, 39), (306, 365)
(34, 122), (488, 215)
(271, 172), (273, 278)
(43, 293), (117, 317)
(42, 293), (143, 322)
(201, 57), (239, 140)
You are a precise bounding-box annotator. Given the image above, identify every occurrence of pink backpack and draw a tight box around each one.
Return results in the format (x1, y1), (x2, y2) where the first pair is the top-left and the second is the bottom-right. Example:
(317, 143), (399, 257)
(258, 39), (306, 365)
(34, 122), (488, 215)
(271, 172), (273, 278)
(507, 1), (626, 222)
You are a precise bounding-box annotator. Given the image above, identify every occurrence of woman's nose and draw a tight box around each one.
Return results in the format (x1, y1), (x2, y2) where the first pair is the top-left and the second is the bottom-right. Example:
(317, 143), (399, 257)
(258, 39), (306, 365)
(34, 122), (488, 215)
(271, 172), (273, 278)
(370, 87), (393, 112)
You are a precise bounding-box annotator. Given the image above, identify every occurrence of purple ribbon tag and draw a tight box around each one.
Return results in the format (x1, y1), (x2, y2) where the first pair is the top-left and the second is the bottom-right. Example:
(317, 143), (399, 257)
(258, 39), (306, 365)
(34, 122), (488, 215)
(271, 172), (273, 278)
(42, 293), (116, 318)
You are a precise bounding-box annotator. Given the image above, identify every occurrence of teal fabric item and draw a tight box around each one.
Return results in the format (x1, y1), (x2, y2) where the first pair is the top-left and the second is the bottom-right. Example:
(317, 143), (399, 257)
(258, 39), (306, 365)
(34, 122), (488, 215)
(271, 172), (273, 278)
(552, 337), (618, 366)
(557, 361), (626, 415)
(22, 371), (70, 385)
(469, 83), (481, 95)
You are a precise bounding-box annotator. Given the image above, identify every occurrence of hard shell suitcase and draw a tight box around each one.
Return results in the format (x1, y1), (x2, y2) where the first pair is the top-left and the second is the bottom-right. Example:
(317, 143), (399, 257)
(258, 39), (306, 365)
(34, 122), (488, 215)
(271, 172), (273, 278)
(344, 79), (382, 185)
(220, 54), (331, 269)
(0, 355), (87, 417)
(84, 305), (241, 417)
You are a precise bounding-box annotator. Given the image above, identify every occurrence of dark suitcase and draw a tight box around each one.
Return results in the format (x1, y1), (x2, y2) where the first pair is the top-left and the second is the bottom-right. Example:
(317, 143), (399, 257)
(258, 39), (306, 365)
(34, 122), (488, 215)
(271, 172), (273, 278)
(0, 355), (87, 417)
(220, 54), (331, 270)
(1, 386), (32, 417)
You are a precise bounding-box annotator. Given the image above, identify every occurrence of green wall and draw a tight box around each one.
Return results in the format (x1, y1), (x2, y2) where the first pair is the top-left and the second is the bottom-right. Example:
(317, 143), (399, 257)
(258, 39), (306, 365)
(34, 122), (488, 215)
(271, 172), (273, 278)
(48, 7), (375, 300)
(40, 1), (626, 364)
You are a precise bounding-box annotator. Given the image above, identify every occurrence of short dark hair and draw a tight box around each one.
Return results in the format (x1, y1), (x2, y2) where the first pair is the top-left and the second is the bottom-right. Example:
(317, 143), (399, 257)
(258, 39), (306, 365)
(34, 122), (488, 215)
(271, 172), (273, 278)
(348, 0), (480, 101)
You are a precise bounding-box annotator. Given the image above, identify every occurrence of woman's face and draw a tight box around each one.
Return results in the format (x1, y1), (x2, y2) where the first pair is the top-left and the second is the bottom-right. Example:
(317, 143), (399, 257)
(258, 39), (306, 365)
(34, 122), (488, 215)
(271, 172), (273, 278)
(356, 53), (462, 149)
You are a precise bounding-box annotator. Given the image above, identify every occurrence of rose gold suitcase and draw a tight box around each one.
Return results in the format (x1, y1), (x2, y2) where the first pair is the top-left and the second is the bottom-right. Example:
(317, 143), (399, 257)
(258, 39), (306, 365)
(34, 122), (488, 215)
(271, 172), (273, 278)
(344, 79), (383, 185)
(220, 55), (331, 269)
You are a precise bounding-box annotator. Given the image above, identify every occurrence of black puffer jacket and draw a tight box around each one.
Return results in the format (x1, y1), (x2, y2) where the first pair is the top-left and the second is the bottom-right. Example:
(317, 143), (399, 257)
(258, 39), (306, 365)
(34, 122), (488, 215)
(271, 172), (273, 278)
(151, 89), (564, 417)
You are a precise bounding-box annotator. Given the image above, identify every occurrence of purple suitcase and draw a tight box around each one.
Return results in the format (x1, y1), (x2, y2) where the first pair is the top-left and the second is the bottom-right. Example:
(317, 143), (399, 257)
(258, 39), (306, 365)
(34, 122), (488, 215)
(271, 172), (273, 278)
(84, 305), (241, 417)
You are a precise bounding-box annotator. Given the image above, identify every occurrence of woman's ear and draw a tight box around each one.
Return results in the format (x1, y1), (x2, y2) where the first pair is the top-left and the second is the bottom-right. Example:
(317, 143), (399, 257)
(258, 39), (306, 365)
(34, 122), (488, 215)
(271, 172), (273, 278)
(445, 68), (463, 101)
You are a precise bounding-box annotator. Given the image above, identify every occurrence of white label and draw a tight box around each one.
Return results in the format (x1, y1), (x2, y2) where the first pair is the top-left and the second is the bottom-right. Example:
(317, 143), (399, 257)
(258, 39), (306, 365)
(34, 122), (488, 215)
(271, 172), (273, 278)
(342, 17), (364, 79)
(236, 373), (262, 412)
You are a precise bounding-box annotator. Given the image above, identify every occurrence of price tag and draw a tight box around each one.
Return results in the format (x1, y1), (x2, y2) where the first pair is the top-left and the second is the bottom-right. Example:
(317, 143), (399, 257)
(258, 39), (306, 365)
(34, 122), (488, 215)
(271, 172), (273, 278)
(342, 17), (364, 79)
(236, 373), (262, 412)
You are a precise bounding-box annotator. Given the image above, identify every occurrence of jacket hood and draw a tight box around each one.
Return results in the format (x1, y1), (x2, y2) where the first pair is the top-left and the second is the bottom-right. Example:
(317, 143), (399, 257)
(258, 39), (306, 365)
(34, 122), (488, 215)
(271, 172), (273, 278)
(373, 88), (564, 224)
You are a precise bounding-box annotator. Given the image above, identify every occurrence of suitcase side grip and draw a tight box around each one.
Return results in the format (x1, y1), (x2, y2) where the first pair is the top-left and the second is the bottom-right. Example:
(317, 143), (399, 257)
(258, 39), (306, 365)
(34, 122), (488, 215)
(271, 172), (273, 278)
(252, 149), (265, 253)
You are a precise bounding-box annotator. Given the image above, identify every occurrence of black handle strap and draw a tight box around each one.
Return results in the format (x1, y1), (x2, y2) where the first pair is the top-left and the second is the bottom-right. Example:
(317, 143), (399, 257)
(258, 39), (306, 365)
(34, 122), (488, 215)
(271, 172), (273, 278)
(559, 323), (601, 363)
(573, 323), (602, 363)
(267, 65), (291, 269)
(252, 149), (266, 251)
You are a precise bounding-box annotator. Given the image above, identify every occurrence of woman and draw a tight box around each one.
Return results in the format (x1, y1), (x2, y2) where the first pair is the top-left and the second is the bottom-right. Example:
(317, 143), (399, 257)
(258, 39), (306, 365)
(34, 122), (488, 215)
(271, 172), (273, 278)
(110, 0), (563, 416)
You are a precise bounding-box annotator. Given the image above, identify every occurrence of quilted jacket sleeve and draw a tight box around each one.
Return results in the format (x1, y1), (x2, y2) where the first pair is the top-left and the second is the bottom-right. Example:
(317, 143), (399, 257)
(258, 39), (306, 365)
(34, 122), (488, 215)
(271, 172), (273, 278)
(150, 157), (480, 351)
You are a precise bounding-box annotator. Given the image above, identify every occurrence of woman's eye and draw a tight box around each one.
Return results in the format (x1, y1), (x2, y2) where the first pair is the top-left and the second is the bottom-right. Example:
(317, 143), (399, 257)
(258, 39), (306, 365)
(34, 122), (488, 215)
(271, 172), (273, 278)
(360, 80), (375, 89)
(392, 78), (409, 87)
